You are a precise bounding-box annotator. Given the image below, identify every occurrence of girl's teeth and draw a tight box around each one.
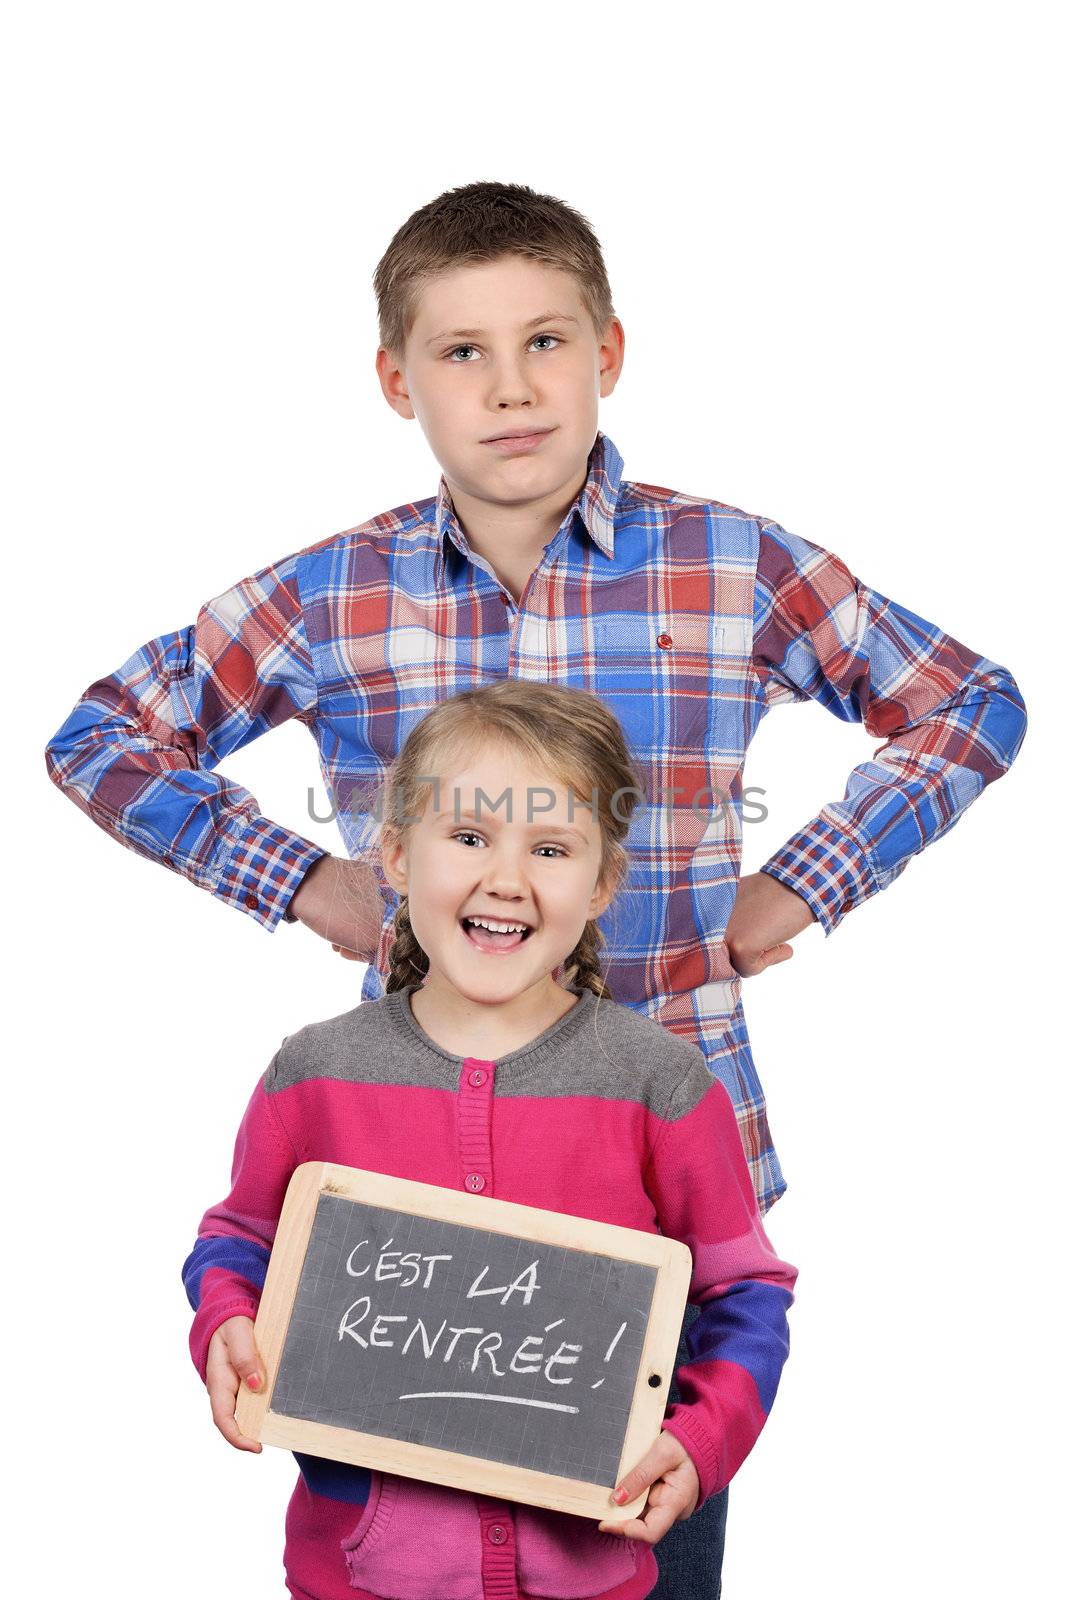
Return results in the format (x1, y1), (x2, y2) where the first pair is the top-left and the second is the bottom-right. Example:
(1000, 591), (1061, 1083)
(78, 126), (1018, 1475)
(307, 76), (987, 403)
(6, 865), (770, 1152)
(463, 920), (527, 954)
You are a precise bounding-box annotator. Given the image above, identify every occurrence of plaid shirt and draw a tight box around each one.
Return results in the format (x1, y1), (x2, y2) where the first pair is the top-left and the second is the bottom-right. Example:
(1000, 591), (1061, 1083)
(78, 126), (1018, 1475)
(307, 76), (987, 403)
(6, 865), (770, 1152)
(45, 432), (1026, 1210)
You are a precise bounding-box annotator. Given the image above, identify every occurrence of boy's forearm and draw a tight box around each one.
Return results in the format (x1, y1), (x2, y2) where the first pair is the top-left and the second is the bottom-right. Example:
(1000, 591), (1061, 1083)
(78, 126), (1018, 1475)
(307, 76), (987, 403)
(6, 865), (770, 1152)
(44, 671), (325, 927)
(753, 522), (1028, 934)
(44, 551), (327, 929)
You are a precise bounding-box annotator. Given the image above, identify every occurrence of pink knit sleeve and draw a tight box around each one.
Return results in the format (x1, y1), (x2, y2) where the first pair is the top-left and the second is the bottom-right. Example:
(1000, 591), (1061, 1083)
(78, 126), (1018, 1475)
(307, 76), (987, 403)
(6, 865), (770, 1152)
(181, 1065), (298, 1382)
(644, 1066), (797, 1506)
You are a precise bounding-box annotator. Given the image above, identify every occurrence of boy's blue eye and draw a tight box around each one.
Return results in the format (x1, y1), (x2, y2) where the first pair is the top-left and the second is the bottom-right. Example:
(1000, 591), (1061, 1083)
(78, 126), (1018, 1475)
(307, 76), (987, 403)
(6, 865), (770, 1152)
(444, 334), (562, 362)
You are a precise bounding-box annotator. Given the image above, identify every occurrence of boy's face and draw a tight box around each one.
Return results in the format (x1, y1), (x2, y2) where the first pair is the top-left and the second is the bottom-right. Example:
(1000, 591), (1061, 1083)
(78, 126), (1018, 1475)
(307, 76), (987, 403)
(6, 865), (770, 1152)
(377, 255), (624, 515)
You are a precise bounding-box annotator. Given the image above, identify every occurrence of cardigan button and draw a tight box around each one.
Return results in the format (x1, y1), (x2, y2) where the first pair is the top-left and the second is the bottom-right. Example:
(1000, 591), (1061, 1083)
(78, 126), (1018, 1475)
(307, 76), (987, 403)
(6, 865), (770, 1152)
(487, 1524), (509, 1545)
(467, 1069), (486, 1088)
(464, 1173), (486, 1193)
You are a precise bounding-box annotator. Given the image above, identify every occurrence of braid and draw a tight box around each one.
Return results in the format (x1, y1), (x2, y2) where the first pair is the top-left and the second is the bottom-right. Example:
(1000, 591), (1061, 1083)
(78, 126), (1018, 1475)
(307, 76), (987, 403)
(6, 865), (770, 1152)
(559, 919), (613, 1000)
(384, 898), (430, 994)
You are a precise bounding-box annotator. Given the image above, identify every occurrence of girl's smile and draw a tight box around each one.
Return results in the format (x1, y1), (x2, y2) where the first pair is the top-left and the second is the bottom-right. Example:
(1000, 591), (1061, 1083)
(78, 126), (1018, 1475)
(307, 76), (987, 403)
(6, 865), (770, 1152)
(459, 913), (535, 955)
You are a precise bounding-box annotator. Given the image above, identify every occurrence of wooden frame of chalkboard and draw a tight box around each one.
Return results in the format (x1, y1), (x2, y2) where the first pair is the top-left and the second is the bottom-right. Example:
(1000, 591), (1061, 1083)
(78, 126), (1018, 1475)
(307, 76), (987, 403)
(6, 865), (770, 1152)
(235, 1161), (693, 1522)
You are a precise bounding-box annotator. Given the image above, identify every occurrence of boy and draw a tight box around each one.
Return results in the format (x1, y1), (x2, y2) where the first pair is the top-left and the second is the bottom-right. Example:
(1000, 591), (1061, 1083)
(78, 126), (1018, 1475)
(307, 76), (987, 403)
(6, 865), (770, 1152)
(44, 180), (1027, 1597)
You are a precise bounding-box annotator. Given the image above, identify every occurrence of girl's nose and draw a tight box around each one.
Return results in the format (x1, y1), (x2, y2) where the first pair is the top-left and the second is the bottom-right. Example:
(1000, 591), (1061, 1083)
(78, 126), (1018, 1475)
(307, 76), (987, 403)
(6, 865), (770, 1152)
(477, 844), (529, 898)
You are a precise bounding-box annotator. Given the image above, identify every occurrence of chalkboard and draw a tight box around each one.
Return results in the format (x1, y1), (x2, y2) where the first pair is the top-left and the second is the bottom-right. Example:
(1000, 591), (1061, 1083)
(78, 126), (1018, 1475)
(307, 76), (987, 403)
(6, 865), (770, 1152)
(236, 1163), (692, 1521)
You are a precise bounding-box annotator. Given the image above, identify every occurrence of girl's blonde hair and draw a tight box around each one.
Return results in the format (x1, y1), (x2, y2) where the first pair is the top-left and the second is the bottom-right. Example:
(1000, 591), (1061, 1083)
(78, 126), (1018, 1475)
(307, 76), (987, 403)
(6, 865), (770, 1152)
(375, 680), (644, 999)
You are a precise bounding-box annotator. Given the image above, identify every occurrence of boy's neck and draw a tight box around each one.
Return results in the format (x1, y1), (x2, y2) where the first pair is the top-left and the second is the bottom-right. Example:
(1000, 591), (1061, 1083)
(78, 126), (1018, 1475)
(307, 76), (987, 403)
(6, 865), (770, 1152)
(446, 463), (586, 604)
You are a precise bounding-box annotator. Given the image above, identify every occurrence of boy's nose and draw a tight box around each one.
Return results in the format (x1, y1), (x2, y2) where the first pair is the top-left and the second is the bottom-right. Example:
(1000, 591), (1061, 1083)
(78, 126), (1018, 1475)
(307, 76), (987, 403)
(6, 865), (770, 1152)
(487, 362), (538, 408)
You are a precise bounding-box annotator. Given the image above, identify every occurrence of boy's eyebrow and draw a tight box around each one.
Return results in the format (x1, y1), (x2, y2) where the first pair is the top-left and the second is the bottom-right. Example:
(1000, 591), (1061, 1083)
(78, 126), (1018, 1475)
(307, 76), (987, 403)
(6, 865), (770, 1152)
(426, 311), (580, 347)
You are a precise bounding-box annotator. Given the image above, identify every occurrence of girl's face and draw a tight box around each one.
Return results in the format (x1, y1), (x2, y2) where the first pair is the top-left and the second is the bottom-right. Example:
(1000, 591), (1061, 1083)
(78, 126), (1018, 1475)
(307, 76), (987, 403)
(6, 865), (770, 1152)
(381, 742), (616, 1008)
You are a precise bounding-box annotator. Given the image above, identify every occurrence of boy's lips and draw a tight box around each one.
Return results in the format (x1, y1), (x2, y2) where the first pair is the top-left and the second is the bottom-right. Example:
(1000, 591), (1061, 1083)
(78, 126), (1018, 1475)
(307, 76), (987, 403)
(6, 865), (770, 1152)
(482, 427), (556, 455)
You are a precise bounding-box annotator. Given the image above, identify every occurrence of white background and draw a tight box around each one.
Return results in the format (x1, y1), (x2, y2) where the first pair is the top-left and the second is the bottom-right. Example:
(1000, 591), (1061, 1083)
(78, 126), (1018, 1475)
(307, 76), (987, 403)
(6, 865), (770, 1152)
(6, 3), (1062, 1596)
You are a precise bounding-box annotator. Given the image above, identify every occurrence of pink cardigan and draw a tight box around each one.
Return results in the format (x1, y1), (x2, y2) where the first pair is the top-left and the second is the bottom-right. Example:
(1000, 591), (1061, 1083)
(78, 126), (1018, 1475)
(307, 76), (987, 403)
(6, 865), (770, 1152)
(182, 984), (796, 1599)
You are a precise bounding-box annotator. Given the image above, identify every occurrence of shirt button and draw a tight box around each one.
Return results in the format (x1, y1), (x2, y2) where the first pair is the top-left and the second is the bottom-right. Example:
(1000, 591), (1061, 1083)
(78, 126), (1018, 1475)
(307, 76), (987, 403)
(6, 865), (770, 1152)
(244, 892), (259, 911)
(487, 1524), (509, 1545)
(657, 632), (673, 648)
(467, 1069), (486, 1088)
(464, 1173), (486, 1193)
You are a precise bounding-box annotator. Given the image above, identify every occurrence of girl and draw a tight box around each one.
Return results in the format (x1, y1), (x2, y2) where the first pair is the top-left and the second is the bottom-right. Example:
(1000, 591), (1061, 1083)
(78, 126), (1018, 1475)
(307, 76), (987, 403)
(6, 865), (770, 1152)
(182, 679), (796, 1600)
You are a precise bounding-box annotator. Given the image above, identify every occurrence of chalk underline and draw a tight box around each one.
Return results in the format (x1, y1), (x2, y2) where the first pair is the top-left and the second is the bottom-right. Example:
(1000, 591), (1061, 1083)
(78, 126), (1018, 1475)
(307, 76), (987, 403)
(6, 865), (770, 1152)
(397, 1391), (579, 1414)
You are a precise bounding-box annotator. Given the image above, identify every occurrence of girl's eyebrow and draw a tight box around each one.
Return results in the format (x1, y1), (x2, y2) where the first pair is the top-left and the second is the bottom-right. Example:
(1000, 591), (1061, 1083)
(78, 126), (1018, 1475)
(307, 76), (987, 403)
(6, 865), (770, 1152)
(426, 312), (579, 347)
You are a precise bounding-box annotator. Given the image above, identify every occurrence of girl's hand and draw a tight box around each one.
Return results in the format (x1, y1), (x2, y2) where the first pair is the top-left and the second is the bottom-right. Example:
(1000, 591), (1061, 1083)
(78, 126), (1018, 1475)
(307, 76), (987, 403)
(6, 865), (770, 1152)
(724, 870), (817, 977)
(597, 1431), (700, 1544)
(205, 1315), (266, 1453)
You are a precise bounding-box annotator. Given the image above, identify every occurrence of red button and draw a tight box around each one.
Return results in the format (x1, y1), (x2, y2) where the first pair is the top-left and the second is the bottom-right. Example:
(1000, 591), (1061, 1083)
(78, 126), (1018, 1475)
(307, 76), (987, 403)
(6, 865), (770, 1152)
(487, 1524), (509, 1545)
(657, 632), (673, 648)
(465, 1174), (486, 1193)
(468, 1069), (486, 1088)
(244, 892), (259, 911)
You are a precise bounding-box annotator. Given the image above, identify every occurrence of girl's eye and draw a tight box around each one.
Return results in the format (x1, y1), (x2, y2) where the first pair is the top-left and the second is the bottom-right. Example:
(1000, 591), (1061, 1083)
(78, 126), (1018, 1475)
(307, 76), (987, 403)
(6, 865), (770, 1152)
(452, 833), (565, 858)
(444, 334), (562, 362)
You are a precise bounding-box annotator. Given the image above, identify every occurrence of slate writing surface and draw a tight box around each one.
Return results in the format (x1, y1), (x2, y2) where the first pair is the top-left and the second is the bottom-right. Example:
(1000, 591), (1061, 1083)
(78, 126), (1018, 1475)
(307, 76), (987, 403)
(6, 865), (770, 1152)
(270, 1192), (657, 1487)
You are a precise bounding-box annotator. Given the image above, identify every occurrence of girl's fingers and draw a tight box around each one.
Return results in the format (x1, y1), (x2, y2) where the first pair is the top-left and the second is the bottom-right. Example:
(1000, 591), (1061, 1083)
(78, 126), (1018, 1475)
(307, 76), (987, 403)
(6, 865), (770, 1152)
(207, 1368), (263, 1453)
(223, 1320), (266, 1393)
(603, 1498), (679, 1544)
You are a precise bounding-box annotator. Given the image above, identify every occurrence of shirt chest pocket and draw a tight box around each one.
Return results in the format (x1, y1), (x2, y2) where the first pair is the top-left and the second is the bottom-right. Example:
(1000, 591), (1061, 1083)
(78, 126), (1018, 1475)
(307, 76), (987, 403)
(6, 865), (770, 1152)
(592, 614), (747, 755)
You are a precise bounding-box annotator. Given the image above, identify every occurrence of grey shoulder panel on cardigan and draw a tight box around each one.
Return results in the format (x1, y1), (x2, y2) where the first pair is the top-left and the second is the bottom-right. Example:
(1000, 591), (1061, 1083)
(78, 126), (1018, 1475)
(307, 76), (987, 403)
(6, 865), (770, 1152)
(265, 987), (715, 1121)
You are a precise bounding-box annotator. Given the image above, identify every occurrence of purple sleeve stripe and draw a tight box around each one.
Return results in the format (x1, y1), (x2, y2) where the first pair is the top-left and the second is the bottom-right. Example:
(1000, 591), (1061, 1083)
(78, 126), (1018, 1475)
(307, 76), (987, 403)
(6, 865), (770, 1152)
(181, 1234), (270, 1309)
(687, 1279), (793, 1415)
(293, 1453), (375, 1507)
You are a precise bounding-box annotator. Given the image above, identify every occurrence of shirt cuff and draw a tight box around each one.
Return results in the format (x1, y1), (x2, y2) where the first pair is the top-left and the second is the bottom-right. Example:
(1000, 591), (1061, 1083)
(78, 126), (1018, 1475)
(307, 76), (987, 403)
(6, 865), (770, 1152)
(212, 817), (327, 931)
(660, 1408), (723, 1510)
(759, 812), (879, 936)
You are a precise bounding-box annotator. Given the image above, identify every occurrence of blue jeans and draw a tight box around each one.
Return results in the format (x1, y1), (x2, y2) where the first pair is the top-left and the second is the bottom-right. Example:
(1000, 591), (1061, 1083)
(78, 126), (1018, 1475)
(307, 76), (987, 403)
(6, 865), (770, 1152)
(646, 1304), (728, 1598)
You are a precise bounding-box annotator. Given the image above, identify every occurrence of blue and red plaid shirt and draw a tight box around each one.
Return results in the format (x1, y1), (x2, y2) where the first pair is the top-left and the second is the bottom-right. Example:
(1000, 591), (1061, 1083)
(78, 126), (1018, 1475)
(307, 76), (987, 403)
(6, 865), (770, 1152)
(45, 431), (1026, 1210)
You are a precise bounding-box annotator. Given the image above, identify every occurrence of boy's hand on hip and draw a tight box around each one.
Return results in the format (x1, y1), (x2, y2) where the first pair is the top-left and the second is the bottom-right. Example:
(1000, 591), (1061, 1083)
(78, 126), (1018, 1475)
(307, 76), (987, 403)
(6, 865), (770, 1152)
(597, 1430), (699, 1543)
(205, 1316), (266, 1453)
(288, 855), (385, 962)
(724, 871), (817, 976)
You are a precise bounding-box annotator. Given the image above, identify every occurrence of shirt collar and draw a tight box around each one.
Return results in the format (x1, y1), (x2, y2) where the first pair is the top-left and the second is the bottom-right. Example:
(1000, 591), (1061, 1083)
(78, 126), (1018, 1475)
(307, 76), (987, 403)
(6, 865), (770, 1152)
(433, 430), (624, 562)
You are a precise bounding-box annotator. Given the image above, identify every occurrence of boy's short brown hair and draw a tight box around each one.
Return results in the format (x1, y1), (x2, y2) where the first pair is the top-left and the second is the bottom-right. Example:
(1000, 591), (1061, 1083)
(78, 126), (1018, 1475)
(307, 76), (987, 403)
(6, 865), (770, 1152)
(373, 180), (616, 359)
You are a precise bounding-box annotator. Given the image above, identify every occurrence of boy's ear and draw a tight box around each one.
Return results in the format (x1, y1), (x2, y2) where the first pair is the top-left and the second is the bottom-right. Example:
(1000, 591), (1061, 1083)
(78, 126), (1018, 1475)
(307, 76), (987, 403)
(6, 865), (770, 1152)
(376, 346), (416, 421)
(597, 316), (625, 400)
